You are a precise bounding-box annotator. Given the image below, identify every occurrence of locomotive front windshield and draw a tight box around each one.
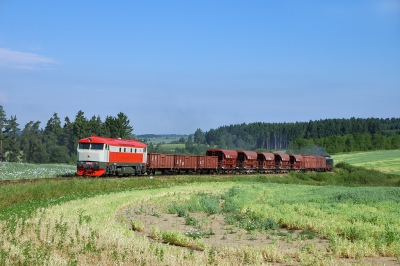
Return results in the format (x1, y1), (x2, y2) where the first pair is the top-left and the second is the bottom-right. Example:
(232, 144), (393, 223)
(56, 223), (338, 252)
(78, 143), (104, 150)
(79, 143), (90, 149)
(91, 144), (104, 150)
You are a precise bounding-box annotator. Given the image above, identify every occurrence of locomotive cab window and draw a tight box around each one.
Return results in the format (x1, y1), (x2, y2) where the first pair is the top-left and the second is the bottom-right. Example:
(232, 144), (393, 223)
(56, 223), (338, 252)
(79, 143), (90, 150)
(91, 144), (104, 150)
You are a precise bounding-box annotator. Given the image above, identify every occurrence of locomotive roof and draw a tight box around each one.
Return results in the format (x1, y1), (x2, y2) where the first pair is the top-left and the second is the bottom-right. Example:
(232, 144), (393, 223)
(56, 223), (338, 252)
(78, 136), (147, 148)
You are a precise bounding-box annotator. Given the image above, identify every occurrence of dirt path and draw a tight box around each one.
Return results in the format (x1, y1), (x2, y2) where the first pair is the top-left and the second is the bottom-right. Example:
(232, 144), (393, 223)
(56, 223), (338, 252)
(117, 204), (399, 265)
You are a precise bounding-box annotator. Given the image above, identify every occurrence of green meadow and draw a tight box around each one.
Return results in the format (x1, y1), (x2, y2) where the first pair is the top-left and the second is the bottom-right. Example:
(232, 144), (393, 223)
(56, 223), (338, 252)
(1, 177), (400, 265)
(1, 150), (400, 265)
(160, 143), (186, 153)
(332, 150), (400, 175)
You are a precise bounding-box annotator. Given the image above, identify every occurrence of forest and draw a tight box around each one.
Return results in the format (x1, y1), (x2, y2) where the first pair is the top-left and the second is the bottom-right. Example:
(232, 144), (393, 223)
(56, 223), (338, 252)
(198, 118), (400, 155)
(1, 104), (400, 164)
(0, 106), (133, 164)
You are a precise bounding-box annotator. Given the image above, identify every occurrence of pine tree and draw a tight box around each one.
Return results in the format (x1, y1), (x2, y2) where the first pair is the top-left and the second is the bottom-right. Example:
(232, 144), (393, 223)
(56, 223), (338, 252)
(4, 115), (20, 162)
(21, 121), (48, 163)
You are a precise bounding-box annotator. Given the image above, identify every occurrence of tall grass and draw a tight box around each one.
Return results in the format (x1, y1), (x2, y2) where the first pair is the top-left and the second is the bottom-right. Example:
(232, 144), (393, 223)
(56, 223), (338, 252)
(1, 162), (399, 221)
(2, 182), (400, 265)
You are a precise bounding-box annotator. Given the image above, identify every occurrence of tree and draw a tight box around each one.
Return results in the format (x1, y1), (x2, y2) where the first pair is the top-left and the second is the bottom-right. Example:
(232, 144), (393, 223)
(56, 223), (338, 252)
(60, 116), (76, 160)
(116, 112), (133, 138)
(0, 105), (6, 161)
(87, 115), (103, 136)
(20, 121), (48, 163)
(3, 115), (20, 162)
(344, 134), (355, 152)
(43, 113), (63, 145)
(73, 110), (89, 140)
(104, 112), (133, 139)
(42, 113), (71, 163)
(194, 129), (205, 144)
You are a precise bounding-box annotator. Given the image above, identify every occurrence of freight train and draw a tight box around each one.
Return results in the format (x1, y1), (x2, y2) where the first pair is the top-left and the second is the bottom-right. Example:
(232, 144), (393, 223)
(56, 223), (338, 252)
(76, 136), (333, 177)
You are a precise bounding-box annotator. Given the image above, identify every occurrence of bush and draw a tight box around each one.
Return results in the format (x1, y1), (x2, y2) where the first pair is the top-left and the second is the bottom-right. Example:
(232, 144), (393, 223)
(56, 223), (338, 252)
(131, 220), (145, 232)
(161, 230), (205, 250)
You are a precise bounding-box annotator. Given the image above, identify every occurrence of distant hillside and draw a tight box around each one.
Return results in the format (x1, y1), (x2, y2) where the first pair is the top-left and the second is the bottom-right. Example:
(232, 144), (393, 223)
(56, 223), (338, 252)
(332, 150), (400, 175)
(136, 134), (190, 145)
(203, 117), (400, 152)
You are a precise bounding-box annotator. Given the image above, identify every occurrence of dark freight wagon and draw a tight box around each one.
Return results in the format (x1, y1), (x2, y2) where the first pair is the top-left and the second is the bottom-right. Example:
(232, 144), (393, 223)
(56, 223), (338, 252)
(197, 155), (218, 174)
(289, 154), (303, 171)
(147, 153), (175, 174)
(301, 155), (317, 171)
(273, 153), (290, 172)
(236, 150), (258, 172)
(315, 156), (327, 171)
(174, 155), (198, 173)
(206, 148), (238, 173)
(257, 152), (275, 172)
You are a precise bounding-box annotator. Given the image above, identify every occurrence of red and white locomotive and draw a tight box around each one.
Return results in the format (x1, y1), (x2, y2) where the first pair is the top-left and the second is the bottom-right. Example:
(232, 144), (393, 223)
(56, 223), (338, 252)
(77, 136), (147, 177)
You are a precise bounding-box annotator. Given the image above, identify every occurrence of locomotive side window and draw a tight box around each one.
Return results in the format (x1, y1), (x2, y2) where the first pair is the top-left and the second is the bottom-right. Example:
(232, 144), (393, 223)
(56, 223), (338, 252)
(79, 143), (90, 149)
(91, 144), (104, 150)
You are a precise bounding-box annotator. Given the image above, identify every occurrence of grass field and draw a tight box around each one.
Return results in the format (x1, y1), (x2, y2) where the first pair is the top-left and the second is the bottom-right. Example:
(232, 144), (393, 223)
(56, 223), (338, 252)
(1, 180), (400, 265)
(1, 150), (400, 264)
(160, 143), (186, 152)
(137, 135), (189, 145)
(0, 162), (76, 180)
(332, 150), (400, 175)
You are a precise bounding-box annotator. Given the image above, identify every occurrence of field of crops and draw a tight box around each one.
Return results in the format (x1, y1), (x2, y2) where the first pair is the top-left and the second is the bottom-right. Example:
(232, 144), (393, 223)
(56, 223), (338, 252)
(137, 135), (188, 145)
(332, 150), (400, 175)
(1, 150), (400, 265)
(0, 162), (76, 180)
(1, 180), (400, 265)
(160, 143), (186, 152)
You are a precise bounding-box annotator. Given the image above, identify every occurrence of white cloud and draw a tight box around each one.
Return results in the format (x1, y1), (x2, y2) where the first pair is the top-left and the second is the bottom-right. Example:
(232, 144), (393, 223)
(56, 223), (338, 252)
(0, 48), (58, 69)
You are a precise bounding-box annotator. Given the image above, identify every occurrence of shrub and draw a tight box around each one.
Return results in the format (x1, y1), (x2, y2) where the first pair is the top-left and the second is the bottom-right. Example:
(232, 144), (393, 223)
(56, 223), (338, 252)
(263, 218), (279, 231)
(150, 226), (162, 240)
(130, 220), (145, 232)
(161, 230), (205, 250)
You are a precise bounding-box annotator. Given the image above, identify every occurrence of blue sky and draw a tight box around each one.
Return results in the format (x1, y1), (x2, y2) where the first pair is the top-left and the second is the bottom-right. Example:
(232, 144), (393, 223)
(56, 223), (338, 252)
(0, 0), (399, 135)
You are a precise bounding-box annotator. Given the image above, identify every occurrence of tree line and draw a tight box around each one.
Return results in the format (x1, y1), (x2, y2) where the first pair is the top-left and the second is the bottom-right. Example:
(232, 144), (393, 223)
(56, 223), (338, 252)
(198, 118), (400, 155)
(287, 133), (400, 155)
(1, 103), (399, 163)
(149, 118), (400, 156)
(0, 106), (133, 163)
